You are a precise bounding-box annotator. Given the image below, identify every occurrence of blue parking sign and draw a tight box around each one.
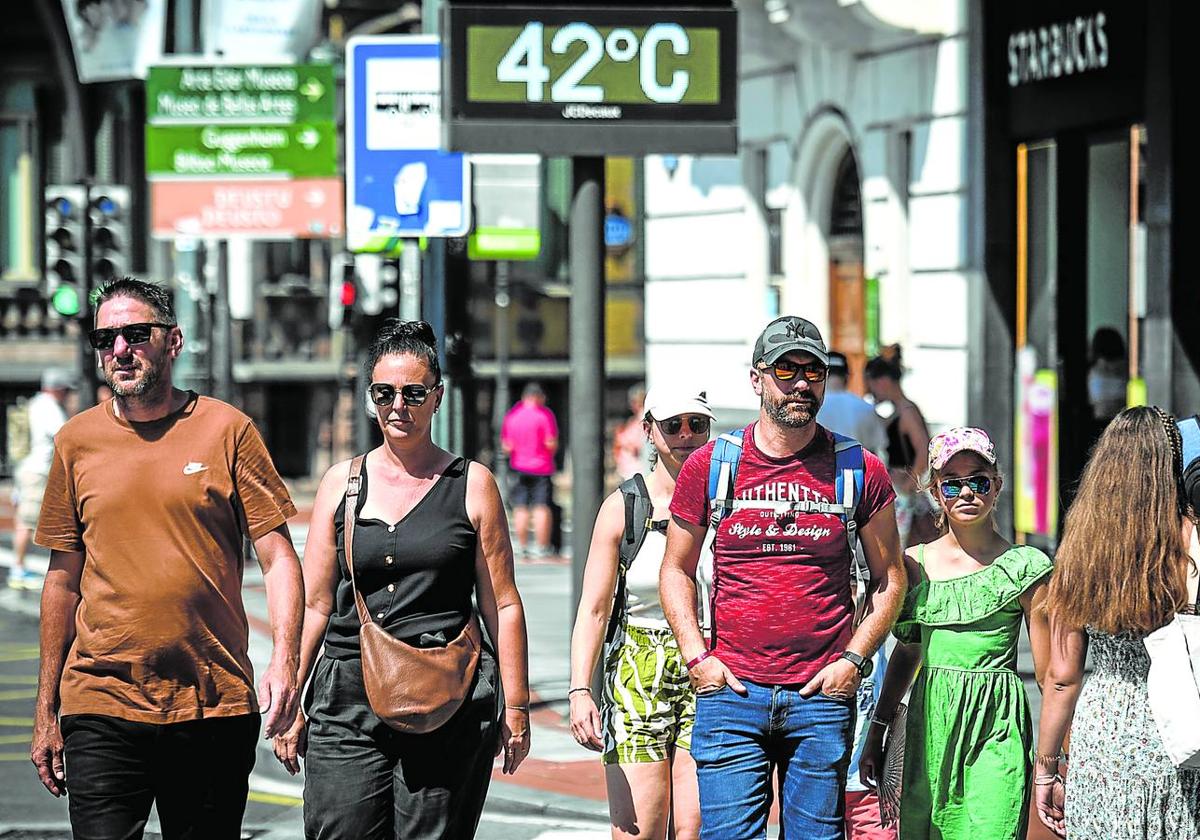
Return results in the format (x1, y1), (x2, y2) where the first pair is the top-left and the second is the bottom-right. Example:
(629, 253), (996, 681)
(346, 36), (471, 249)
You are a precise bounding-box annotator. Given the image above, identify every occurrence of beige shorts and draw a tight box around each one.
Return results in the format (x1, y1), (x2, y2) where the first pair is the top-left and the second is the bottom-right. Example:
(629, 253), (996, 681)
(14, 465), (49, 529)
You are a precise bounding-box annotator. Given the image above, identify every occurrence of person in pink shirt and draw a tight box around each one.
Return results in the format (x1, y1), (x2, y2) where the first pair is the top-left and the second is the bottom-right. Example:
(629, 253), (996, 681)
(501, 383), (559, 558)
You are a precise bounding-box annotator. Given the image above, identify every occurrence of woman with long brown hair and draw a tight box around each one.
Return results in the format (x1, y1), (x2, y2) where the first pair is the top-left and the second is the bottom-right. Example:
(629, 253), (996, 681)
(1034, 406), (1200, 838)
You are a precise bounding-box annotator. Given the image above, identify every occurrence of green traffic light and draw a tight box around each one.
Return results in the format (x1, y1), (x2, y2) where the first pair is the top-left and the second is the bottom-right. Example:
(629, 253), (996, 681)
(51, 286), (80, 317)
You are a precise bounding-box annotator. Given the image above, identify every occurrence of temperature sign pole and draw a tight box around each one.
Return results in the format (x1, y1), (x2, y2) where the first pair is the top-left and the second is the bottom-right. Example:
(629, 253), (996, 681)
(443, 2), (737, 622)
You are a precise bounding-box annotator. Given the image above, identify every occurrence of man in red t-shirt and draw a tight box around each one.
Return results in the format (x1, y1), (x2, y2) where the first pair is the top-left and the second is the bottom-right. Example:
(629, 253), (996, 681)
(660, 315), (906, 840)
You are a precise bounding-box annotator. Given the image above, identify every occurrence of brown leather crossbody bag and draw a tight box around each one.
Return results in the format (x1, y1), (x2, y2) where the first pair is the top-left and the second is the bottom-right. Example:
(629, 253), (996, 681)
(344, 454), (482, 734)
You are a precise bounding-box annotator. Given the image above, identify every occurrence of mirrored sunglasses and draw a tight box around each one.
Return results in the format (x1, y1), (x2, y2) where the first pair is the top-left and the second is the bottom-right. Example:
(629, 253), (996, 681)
(88, 322), (173, 351)
(368, 382), (440, 407)
(658, 415), (711, 435)
(939, 475), (993, 499)
(762, 360), (828, 383)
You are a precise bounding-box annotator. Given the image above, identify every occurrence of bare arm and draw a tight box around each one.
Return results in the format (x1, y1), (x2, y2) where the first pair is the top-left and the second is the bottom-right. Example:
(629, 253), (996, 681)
(467, 462), (531, 775)
(801, 501), (906, 699)
(1034, 618), (1087, 837)
(272, 460), (349, 774)
(253, 523), (304, 738)
(31, 549), (83, 796)
(567, 490), (623, 750)
(901, 406), (931, 477)
(660, 516), (747, 695)
(1020, 577), (1052, 692)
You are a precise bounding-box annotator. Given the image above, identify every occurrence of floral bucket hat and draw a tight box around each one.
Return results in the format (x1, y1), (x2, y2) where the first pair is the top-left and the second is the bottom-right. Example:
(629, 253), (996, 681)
(928, 426), (997, 471)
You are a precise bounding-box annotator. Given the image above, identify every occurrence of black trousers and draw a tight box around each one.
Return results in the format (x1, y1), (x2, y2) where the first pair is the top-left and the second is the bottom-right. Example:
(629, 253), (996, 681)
(60, 712), (260, 840)
(303, 649), (500, 840)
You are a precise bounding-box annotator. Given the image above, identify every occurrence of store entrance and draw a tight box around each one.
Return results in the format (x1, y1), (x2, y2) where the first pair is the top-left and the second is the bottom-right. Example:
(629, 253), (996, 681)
(1014, 126), (1146, 546)
(827, 150), (867, 392)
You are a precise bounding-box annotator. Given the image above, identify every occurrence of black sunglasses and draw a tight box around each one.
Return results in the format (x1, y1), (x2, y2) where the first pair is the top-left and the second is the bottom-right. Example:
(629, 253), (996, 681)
(760, 359), (828, 383)
(88, 322), (173, 351)
(658, 415), (711, 436)
(368, 382), (441, 407)
(939, 475), (993, 499)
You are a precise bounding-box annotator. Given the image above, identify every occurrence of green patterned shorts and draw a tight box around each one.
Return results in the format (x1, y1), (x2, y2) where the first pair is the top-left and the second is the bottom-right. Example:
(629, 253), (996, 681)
(601, 624), (696, 765)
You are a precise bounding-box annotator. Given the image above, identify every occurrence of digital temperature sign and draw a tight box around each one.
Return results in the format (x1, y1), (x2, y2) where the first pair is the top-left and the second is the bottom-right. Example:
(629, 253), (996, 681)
(444, 4), (737, 155)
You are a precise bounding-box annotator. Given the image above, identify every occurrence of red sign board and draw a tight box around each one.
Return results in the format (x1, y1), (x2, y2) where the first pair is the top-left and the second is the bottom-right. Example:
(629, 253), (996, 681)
(150, 178), (344, 238)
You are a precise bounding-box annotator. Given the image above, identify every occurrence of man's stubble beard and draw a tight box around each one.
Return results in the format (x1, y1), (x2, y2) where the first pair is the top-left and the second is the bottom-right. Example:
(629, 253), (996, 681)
(763, 391), (820, 429)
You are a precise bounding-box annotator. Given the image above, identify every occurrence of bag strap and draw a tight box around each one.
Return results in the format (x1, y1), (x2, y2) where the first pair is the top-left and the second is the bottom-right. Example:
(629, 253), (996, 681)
(343, 454), (373, 627)
(833, 433), (868, 626)
(607, 473), (653, 644)
(707, 430), (745, 528)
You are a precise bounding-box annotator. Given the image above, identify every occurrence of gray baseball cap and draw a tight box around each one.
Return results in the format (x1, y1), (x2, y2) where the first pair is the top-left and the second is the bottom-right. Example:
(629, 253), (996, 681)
(41, 368), (78, 391)
(752, 316), (829, 367)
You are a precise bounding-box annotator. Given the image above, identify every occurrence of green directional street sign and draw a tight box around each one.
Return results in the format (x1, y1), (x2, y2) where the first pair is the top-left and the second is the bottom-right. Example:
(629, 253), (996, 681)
(145, 123), (337, 178)
(146, 64), (335, 125)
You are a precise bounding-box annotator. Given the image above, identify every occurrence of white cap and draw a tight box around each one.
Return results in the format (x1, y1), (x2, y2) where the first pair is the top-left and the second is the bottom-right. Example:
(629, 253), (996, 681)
(644, 387), (715, 421)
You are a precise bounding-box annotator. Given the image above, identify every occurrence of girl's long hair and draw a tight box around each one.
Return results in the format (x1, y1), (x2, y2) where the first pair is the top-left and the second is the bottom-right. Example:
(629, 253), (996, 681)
(1047, 406), (1192, 635)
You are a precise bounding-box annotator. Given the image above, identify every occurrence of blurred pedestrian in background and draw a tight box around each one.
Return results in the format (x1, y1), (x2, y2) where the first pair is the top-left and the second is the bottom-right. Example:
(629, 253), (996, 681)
(569, 386), (715, 840)
(861, 427), (1052, 840)
(9, 368), (76, 591)
(865, 346), (937, 547)
(501, 382), (559, 559)
(820, 351), (886, 460)
(1035, 406), (1200, 839)
(1087, 326), (1128, 433)
(31, 278), (303, 837)
(612, 382), (648, 480)
(275, 320), (530, 840)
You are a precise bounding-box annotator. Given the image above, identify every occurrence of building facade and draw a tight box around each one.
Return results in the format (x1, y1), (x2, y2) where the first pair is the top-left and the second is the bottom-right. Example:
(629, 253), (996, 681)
(643, 0), (974, 440)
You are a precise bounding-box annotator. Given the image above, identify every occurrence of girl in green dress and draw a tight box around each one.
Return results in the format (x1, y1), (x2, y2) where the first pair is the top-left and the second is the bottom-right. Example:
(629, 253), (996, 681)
(860, 426), (1053, 840)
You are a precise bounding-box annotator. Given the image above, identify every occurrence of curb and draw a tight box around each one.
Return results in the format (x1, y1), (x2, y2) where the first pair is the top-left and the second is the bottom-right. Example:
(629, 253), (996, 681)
(485, 779), (609, 825)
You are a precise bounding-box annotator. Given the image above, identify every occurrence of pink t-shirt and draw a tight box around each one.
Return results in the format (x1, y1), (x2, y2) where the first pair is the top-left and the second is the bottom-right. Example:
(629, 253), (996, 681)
(671, 423), (895, 685)
(501, 401), (558, 476)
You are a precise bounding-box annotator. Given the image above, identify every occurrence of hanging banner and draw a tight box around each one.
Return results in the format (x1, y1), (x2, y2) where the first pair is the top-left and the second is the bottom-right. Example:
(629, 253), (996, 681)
(1014, 347), (1059, 537)
(203, 0), (323, 62)
(61, 0), (166, 83)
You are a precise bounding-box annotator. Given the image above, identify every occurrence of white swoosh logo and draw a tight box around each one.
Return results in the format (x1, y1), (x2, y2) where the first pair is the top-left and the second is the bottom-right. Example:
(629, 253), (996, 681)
(183, 462), (208, 476)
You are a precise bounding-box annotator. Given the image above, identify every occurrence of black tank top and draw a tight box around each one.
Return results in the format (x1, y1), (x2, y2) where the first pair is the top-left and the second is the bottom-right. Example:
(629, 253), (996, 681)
(886, 414), (917, 470)
(322, 456), (477, 660)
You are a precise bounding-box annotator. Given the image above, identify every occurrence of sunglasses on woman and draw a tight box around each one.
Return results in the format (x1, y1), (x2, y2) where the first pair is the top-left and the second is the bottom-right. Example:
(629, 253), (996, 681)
(760, 359), (828, 383)
(658, 415), (711, 435)
(88, 322), (173, 351)
(368, 382), (440, 407)
(939, 475), (993, 499)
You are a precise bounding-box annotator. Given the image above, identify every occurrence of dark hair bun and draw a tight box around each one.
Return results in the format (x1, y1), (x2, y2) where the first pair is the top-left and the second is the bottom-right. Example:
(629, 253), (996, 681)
(381, 319), (436, 348)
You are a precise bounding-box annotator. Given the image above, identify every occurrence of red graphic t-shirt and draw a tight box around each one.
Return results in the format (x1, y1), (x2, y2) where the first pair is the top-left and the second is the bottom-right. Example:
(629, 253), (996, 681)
(671, 423), (895, 685)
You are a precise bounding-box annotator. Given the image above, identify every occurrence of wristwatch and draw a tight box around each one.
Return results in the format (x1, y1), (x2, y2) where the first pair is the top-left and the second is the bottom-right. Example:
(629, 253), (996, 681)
(839, 650), (874, 678)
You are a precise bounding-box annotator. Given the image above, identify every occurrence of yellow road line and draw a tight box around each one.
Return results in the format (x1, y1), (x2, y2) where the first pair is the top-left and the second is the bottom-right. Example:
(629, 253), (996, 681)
(0, 689), (37, 701)
(0, 716), (34, 726)
(0, 734), (30, 745)
(247, 790), (302, 807)
(0, 675), (38, 684)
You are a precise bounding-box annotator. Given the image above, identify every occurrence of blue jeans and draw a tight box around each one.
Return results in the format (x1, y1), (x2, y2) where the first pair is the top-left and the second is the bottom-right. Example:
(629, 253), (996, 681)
(691, 681), (854, 840)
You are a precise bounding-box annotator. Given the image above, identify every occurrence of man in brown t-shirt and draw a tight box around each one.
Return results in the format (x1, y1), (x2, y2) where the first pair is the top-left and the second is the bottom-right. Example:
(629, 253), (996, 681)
(30, 278), (304, 838)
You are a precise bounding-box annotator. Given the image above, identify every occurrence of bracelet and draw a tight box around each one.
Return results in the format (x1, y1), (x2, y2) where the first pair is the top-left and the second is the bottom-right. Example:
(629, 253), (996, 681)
(506, 704), (530, 713)
(1034, 751), (1064, 769)
(567, 687), (591, 696)
(686, 650), (713, 670)
(869, 715), (892, 728)
(1033, 773), (1064, 786)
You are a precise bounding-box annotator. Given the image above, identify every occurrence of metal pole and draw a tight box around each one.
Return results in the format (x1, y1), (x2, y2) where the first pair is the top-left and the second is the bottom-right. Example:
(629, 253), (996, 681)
(569, 156), (605, 625)
(212, 241), (233, 402)
(399, 239), (422, 322)
(493, 261), (511, 492)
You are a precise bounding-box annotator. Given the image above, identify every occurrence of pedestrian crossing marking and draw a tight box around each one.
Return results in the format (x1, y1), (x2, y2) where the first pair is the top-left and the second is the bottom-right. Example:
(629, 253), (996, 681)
(247, 790), (302, 807)
(0, 716), (34, 726)
(0, 675), (37, 684)
(0, 644), (39, 654)
(0, 689), (36, 701)
(0, 751), (29, 761)
(0, 653), (39, 663)
(0, 733), (30, 744)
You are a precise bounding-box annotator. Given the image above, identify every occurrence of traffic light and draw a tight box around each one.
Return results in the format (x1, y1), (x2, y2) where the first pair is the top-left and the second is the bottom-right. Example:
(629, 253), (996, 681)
(43, 185), (87, 317)
(89, 185), (130, 287)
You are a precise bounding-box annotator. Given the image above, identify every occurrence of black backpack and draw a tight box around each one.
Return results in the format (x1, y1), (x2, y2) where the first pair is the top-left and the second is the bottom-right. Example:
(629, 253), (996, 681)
(604, 474), (658, 645)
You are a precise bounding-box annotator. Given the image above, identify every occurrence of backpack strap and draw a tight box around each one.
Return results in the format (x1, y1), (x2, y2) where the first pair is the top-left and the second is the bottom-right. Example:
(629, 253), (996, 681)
(606, 473), (653, 645)
(833, 432), (868, 626)
(1179, 416), (1200, 469)
(707, 430), (745, 528)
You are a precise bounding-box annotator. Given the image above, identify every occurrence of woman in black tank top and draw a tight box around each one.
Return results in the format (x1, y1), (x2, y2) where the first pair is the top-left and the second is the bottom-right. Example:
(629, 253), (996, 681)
(272, 320), (531, 840)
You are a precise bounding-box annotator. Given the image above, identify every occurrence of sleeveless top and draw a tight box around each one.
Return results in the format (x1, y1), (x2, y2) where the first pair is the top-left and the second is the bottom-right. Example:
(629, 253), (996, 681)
(622, 527), (713, 631)
(322, 456), (477, 660)
(886, 414), (917, 470)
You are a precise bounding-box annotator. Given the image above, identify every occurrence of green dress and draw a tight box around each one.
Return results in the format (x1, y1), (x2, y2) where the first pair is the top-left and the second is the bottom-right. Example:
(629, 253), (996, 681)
(893, 544), (1053, 840)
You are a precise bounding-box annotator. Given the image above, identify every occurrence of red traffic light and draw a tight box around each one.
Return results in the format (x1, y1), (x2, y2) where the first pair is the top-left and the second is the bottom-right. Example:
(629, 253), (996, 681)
(340, 280), (357, 308)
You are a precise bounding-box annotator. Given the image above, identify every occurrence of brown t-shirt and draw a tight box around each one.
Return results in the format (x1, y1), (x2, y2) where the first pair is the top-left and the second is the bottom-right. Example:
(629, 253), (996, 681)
(36, 393), (296, 724)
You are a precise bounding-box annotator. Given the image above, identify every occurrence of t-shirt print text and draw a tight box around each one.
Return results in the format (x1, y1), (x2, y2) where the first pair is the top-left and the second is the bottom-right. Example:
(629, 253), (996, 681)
(726, 480), (835, 550)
